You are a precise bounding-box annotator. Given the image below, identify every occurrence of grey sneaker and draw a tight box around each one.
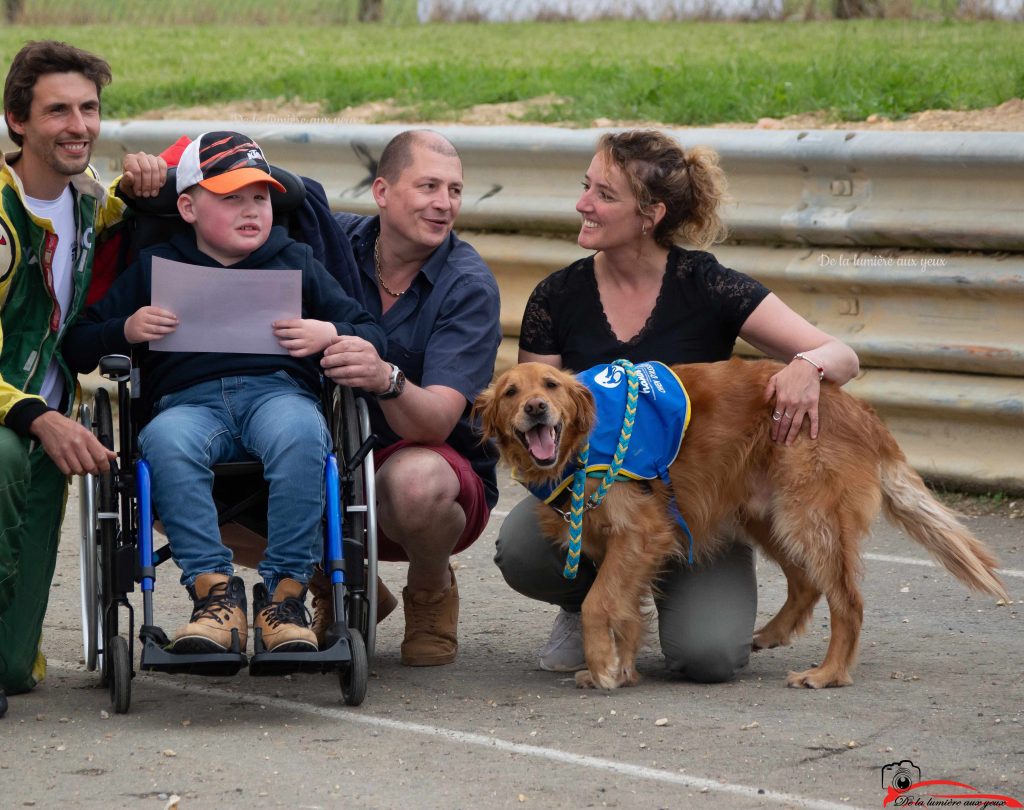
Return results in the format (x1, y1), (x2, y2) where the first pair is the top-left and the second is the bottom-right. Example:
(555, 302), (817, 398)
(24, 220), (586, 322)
(538, 608), (586, 672)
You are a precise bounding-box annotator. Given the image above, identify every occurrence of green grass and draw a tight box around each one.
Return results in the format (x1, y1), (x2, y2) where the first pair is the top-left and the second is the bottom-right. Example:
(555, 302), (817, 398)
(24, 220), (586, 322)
(1, 0), (979, 24)
(6, 0), (420, 25)
(2, 20), (1022, 125)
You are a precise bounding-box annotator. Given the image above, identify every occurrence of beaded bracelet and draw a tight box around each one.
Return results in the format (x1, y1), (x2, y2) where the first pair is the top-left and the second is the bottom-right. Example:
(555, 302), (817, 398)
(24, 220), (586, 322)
(793, 352), (825, 381)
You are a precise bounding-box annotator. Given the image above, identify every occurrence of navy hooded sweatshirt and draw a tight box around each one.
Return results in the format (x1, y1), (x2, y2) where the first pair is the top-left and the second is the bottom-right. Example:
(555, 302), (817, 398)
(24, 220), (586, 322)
(64, 226), (385, 408)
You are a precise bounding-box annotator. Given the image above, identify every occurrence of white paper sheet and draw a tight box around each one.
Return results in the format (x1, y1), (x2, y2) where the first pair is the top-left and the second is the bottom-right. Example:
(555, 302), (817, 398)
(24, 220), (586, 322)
(150, 256), (301, 355)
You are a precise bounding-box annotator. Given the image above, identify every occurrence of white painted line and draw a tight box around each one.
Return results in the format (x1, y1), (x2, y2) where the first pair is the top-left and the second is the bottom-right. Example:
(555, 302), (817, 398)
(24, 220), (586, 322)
(865, 553), (1024, 580)
(51, 660), (865, 810)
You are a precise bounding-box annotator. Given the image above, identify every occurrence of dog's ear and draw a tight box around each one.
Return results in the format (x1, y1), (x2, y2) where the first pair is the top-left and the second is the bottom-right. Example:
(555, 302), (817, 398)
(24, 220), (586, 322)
(471, 381), (499, 442)
(566, 377), (596, 437)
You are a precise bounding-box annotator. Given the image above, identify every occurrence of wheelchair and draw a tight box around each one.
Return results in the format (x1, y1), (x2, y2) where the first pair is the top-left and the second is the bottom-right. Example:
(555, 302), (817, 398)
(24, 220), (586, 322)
(76, 165), (380, 713)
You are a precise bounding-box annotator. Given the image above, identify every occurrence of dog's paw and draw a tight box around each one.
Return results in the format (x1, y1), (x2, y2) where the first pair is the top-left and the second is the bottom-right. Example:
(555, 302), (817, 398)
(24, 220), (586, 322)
(752, 628), (790, 651)
(786, 667), (853, 689)
(575, 670), (598, 689)
(575, 668), (627, 689)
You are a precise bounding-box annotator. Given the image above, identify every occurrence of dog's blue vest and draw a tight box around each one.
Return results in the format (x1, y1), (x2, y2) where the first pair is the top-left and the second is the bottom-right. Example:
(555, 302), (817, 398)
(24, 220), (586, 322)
(526, 361), (690, 504)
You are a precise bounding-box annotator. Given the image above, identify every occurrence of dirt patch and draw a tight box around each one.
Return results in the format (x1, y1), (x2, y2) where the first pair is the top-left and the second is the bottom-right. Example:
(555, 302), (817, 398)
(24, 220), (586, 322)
(450, 93), (572, 125)
(135, 93), (571, 126)
(935, 491), (1022, 518)
(730, 97), (1024, 131)
(137, 94), (1024, 130)
(135, 96), (331, 123)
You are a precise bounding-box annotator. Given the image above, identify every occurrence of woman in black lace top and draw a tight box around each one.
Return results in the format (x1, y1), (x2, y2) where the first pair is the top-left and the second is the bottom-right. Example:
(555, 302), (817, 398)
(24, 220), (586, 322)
(495, 130), (859, 682)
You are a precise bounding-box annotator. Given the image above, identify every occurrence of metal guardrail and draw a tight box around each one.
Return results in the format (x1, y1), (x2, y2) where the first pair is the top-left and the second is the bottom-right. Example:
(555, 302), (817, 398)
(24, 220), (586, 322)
(75, 123), (1024, 490)
(94, 122), (1024, 250)
(844, 370), (1024, 494)
(479, 235), (1024, 378)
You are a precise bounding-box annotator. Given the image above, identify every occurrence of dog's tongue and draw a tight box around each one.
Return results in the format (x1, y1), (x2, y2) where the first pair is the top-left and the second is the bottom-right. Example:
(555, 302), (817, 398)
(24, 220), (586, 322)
(526, 425), (557, 461)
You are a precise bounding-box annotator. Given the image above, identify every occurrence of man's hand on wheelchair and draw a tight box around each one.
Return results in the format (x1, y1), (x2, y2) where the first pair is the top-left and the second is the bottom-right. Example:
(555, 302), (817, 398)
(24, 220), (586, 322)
(119, 152), (168, 199)
(320, 335), (390, 394)
(125, 306), (178, 344)
(272, 318), (337, 358)
(30, 411), (117, 476)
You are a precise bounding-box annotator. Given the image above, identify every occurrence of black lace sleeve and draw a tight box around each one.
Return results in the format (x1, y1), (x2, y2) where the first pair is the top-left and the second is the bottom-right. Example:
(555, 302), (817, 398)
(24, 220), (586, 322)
(519, 272), (560, 355)
(680, 249), (770, 331)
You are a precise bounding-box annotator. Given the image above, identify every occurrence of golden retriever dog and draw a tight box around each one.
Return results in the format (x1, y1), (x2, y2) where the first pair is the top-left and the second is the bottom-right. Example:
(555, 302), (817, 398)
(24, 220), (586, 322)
(475, 359), (1009, 690)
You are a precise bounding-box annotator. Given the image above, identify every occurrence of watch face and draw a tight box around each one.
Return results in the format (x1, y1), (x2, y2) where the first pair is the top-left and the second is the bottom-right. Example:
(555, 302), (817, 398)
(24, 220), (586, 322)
(379, 364), (405, 399)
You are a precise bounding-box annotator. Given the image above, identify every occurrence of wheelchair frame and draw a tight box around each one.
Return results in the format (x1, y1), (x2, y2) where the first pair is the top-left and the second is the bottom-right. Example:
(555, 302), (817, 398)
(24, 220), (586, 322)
(75, 162), (379, 712)
(78, 359), (378, 712)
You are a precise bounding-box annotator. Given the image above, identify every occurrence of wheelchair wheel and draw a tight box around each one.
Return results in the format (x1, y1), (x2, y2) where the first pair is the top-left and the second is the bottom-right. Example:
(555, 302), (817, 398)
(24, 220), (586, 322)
(336, 388), (378, 659)
(108, 635), (132, 714)
(356, 396), (379, 660)
(339, 628), (367, 707)
(79, 389), (119, 679)
(77, 402), (101, 673)
(93, 389), (120, 685)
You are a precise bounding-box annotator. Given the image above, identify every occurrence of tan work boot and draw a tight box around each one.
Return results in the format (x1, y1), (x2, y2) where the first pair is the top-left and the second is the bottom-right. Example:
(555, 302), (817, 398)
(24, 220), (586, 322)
(401, 565), (459, 666)
(253, 578), (318, 653)
(309, 571), (398, 648)
(172, 573), (248, 654)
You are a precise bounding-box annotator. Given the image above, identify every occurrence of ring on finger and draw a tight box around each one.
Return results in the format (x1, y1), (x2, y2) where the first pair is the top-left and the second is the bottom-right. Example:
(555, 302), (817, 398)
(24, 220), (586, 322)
(771, 412), (782, 421)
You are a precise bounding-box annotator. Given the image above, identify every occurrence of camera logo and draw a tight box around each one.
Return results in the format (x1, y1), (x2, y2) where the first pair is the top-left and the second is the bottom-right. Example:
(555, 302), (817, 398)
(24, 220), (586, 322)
(882, 760), (921, 792)
(879, 759), (1023, 808)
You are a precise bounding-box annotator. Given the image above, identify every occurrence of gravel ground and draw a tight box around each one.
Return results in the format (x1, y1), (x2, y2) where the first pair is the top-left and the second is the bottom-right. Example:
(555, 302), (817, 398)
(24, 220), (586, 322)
(1, 464), (1021, 810)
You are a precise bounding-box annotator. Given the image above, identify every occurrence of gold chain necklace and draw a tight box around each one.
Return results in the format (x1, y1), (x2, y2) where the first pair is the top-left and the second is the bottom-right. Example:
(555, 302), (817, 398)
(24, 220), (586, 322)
(374, 235), (407, 298)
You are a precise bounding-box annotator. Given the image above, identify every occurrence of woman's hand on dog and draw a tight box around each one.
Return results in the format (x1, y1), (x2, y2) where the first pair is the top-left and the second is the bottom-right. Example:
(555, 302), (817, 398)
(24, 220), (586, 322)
(764, 360), (821, 445)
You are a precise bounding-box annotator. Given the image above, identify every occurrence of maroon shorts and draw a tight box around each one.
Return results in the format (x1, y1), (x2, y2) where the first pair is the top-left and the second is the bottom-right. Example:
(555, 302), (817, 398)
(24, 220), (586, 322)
(373, 440), (490, 562)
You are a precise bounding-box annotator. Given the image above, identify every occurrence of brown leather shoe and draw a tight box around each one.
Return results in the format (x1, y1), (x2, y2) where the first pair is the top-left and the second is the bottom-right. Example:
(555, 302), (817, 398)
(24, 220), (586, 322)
(172, 573), (248, 654)
(376, 578), (399, 623)
(253, 578), (318, 653)
(309, 572), (398, 648)
(401, 566), (458, 667)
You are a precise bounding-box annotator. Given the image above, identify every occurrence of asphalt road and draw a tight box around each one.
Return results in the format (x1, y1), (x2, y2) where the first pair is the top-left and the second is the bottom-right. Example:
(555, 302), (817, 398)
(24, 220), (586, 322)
(1, 467), (1021, 810)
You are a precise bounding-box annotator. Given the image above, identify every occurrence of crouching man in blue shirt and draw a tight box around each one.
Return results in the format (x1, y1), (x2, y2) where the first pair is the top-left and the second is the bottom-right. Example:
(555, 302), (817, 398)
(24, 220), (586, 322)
(320, 130), (501, 666)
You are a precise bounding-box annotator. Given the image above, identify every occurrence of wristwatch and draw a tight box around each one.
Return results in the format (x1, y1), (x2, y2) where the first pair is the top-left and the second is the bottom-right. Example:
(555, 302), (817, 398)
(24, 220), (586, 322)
(378, 363), (406, 400)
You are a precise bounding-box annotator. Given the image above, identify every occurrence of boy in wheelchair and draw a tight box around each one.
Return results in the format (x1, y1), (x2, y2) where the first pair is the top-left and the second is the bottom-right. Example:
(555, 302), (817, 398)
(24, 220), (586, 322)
(65, 131), (385, 656)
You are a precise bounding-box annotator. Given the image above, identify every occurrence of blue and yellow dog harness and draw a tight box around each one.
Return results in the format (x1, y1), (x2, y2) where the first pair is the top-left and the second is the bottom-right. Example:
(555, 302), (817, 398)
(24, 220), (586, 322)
(523, 360), (695, 579)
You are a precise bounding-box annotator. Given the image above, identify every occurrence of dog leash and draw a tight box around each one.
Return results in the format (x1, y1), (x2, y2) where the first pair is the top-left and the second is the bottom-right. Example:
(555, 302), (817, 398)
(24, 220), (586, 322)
(562, 359), (639, 580)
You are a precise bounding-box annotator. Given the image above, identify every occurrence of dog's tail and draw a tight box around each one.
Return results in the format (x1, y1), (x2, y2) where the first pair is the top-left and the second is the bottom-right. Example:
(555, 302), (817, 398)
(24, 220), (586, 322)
(879, 453), (1009, 601)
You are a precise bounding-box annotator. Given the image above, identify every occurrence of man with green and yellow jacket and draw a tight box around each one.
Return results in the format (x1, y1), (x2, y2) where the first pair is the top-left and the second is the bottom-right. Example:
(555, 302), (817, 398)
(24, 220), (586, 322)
(1, 40), (165, 711)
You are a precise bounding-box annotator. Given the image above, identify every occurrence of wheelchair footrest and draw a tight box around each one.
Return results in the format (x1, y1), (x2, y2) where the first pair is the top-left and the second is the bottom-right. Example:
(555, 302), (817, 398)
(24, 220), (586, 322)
(248, 628), (352, 677)
(139, 631), (248, 677)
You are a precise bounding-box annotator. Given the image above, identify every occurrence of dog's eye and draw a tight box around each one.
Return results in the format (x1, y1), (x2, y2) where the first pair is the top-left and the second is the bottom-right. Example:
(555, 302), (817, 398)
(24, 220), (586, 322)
(544, 379), (559, 389)
(503, 385), (518, 398)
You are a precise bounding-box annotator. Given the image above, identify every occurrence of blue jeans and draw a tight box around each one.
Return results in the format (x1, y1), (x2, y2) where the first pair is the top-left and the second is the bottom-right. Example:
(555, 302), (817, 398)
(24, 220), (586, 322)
(139, 373), (329, 593)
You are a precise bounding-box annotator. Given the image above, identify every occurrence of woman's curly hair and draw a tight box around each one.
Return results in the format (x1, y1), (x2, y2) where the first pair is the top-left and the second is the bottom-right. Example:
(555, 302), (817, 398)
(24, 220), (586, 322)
(597, 130), (728, 250)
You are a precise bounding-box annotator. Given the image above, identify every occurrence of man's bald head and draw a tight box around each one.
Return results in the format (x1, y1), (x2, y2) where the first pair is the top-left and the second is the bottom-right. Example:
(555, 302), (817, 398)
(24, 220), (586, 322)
(376, 130), (460, 184)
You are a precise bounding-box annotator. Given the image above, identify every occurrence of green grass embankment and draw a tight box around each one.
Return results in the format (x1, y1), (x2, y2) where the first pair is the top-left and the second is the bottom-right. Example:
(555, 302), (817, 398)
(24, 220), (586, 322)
(2, 20), (1021, 125)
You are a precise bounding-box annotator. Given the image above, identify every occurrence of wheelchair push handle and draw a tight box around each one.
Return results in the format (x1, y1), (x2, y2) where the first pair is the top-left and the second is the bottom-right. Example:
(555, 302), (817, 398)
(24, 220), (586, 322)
(99, 354), (132, 383)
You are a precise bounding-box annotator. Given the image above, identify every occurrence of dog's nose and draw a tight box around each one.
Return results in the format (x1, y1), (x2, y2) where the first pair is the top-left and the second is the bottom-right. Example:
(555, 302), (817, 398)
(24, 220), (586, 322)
(524, 398), (548, 417)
